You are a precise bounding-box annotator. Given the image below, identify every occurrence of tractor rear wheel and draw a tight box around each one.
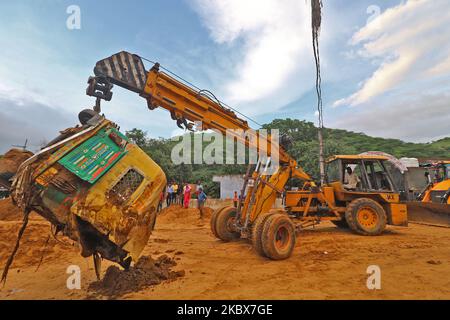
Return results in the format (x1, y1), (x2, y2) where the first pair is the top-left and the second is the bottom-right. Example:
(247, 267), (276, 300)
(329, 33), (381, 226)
(251, 212), (274, 257)
(215, 206), (241, 241)
(261, 214), (296, 260)
(345, 198), (387, 236)
(210, 206), (227, 239)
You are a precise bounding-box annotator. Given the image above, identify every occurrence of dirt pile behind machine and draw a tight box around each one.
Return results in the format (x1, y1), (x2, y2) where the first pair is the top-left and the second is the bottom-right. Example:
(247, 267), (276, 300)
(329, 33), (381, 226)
(0, 149), (33, 194)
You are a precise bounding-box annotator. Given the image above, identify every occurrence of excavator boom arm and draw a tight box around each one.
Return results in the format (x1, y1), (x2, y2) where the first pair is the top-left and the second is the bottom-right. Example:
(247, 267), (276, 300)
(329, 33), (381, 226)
(88, 51), (315, 226)
(89, 51), (310, 176)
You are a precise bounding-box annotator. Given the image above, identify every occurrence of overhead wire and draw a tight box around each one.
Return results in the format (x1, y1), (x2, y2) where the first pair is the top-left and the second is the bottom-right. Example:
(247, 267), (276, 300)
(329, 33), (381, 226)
(138, 55), (264, 128)
(311, 0), (324, 130)
(311, 0), (326, 185)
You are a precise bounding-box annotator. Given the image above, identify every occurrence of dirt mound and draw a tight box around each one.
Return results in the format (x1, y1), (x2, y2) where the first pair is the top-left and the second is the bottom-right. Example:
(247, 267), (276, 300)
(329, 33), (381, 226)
(0, 149), (33, 174)
(0, 198), (23, 221)
(157, 205), (213, 226)
(0, 149), (33, 190)
(0, 198), (46, 221)
(0, 219), (77, 269)
(88, 255), (185, 298)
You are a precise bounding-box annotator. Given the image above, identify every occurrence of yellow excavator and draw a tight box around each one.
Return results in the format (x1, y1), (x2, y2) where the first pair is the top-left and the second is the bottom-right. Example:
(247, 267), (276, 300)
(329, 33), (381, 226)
(84, 51), (408, 260)
(407, 161), (450, 227)
(419, 161), (450, 204)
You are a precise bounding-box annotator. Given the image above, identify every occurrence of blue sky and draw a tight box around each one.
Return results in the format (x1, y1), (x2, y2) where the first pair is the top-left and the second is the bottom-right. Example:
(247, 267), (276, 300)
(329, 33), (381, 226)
(0, 0), (449, 153)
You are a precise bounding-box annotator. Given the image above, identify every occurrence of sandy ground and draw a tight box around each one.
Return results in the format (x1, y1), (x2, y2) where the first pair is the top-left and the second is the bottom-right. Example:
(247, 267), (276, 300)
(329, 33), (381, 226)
(0, 202), (449, 300)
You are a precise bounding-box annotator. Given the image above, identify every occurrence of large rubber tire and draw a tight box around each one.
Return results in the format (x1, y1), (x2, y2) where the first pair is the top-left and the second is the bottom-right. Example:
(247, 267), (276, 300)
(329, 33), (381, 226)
(210, 206), (228, 239)
(215, 207), (241, 241)
(345, 198), (387, 236)
(251, 212), (274, 257)
(331, 219), (349, 229)
(261, 214), (296, 260)
(78, 109), (98, 125)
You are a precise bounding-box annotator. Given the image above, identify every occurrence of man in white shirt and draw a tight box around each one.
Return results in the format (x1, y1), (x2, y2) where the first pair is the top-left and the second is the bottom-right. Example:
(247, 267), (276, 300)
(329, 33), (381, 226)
(343, 167), (360, 190)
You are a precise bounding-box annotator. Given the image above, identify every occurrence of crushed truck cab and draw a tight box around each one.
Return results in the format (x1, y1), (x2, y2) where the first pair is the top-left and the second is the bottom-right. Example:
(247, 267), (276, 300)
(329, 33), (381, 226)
(11, 115), (166, 269)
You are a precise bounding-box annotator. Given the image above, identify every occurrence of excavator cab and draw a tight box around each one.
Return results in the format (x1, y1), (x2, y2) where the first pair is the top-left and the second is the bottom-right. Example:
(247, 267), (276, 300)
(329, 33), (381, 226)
(325, 155), (397, 194)
(324, 155), (408, 231)
(418, 161), (450, 204)
(405, 161), (450, 227)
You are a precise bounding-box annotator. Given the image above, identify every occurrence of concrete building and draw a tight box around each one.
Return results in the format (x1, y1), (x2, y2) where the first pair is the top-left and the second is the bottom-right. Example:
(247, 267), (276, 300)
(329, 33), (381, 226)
(213, 174), (244, 199)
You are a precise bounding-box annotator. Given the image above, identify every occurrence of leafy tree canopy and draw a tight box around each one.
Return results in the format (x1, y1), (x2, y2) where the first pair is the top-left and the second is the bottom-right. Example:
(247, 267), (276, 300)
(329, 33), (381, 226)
(126, 118), (449, 197)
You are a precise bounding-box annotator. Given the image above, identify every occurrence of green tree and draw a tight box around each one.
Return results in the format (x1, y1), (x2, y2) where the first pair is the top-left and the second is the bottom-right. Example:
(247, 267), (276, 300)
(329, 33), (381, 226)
(125, 128), (148, 148)
(125, 119), (449, 197)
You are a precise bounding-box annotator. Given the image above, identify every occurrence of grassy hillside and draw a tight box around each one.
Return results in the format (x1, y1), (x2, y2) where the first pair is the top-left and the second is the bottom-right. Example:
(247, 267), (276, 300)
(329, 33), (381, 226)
(126, 118), (449, 197)
(263, 119), (450, 157)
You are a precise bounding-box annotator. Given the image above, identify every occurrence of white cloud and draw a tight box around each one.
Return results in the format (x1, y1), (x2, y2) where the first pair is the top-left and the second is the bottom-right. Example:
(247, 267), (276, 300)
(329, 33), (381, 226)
(0, 95), (74, 154)
(334, 0), (450, 107)
(427, 55), (450, 76)
(330, 93), (450, 142)
(191, 0), (313, 108)
(0, 13), (177, 145)
(0, 81), (54, 109)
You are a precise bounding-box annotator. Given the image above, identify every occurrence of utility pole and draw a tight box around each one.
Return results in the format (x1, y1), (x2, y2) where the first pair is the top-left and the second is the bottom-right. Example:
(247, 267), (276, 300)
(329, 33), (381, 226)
(311, 0), (325, 186)
(12, 138), (28, 151)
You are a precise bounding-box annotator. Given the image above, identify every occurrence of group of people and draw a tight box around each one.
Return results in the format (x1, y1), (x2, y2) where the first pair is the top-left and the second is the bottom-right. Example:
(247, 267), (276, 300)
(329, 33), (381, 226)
(164, 181), (183, 207)
(158, 180), (208, 217)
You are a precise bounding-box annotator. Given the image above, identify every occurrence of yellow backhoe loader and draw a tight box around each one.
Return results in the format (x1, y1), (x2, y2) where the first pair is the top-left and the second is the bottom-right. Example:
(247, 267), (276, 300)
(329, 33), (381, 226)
(81, 51), (408, 261)
(407, 161), (450, 227)
(419, 161), (450, 204)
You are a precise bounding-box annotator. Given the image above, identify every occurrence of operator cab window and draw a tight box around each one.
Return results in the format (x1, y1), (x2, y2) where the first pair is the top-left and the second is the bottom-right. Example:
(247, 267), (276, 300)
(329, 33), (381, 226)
(342, 162), (363, 191)
(363, 160), (395, 192)
(326, 160), (340, 183)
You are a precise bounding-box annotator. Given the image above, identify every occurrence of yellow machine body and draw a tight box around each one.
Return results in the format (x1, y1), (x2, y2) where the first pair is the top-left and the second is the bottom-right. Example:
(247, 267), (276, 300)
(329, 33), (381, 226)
(70, 142), (166, 261)
(422, 180), (450, 204)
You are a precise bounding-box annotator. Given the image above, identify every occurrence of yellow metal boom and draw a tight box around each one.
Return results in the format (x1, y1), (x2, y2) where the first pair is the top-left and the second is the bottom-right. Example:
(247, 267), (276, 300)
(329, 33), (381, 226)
(88, 51), (314, 226)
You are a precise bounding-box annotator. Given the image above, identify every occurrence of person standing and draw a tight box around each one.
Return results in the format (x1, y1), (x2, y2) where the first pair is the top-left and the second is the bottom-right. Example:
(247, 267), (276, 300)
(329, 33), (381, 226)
(172, 182), (179, 205)
(177, 182), (183, 204)
(183, 183), (192, 209)
(157, 190), (164, 212)
(167, 183), (173, 206)
(233, 191), (239, 208)
(180, 183), (185, 207)
(197, 188), (207, 218)
(196, 180), (203, 197)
